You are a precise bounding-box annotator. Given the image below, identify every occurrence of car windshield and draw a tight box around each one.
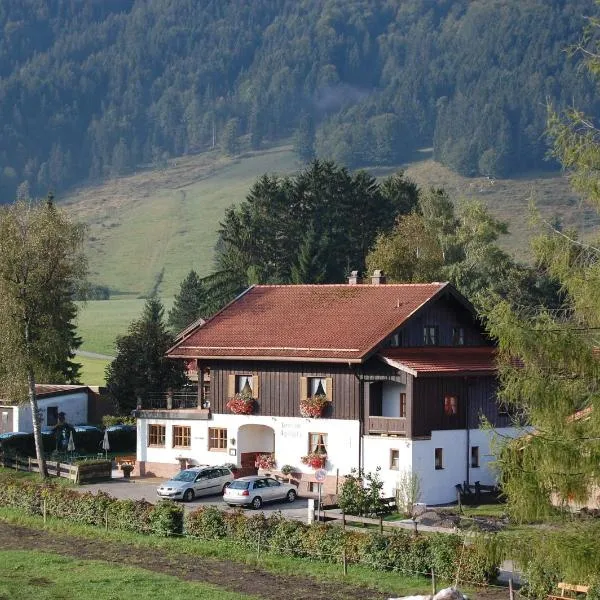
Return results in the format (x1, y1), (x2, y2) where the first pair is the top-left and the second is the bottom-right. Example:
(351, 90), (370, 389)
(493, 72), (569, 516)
(172, 470), (198, 482)
(228, 481), (250, 490)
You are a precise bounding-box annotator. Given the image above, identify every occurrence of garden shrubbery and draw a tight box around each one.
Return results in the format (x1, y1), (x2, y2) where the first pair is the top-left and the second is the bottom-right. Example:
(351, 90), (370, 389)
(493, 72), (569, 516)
(0, 475), (182, 536)
(184, 505), (495, 583)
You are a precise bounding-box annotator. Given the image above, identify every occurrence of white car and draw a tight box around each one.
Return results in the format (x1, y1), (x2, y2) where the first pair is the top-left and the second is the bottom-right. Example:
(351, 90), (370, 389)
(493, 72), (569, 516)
(157, 466), (234, 502)
(223, 475), (298, 509)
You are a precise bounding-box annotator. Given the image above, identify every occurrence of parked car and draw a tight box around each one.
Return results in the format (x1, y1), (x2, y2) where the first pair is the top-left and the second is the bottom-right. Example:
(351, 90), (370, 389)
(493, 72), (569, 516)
(157, 466), (234, 502)
(223, 476), (298, 509)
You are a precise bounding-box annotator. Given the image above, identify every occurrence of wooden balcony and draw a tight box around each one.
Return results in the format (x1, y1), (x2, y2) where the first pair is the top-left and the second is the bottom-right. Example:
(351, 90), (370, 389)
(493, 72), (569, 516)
(367, 416), (406, 435)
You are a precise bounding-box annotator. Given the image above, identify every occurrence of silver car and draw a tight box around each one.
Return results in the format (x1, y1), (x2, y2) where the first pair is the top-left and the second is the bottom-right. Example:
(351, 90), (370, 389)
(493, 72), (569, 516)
(223, 476), (298, 509)
(157, 466), (234, 502)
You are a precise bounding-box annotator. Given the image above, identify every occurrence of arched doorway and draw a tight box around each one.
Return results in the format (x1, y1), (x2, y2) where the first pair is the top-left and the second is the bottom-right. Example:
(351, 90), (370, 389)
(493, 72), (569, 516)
(237, 424), (275, 476)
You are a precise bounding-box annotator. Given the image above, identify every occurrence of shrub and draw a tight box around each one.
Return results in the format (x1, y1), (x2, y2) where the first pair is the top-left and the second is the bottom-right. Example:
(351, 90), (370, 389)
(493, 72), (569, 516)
(150, 500), (184, 536)
(102, 415), (136, 428)
(339, 468), (386, 517)
(186, 506), (226, 539)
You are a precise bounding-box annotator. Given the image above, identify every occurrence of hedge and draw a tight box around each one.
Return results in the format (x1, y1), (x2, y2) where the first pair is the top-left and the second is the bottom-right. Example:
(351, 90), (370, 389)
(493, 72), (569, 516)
(0, 475), (183, 537)
(184, 506), (497, 584)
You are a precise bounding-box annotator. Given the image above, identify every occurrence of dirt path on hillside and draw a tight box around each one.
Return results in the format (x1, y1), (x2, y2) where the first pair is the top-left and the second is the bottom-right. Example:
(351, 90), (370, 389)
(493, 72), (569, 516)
(0, 521), (390, 599)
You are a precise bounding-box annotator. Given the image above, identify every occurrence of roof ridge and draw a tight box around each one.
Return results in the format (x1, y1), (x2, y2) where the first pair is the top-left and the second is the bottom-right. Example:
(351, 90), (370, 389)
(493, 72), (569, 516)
(254, 282), (448, 288)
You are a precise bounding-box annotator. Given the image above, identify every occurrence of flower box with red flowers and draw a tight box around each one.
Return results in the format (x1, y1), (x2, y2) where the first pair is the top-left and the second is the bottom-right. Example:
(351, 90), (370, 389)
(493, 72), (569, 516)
(255, 453), (276, 470)
(299, 394), (330, 418)
(226, 392), (255, 415)
(301, 452), (327, 469)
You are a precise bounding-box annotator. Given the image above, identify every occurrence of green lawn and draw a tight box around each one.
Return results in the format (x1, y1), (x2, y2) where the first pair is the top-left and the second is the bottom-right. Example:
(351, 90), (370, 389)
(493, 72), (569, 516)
(76, 296), (173, 355)
(76, 355), (111, 386)
(0, 550), (257, 600)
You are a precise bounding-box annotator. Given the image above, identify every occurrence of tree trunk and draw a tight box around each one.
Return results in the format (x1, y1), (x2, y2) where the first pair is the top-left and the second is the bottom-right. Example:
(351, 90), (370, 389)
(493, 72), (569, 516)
(25, 322), (47, 478)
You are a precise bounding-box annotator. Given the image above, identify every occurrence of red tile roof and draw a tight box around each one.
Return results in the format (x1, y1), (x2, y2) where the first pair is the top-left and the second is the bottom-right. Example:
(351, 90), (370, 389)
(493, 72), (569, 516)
(169, 283), (449, 362)
(378, 347), (497, 376)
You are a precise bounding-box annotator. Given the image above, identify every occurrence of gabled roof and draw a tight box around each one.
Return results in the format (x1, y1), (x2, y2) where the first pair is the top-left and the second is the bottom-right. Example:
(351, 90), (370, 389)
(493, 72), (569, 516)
(378, 347), (497, 377)
(168, 282), (453, 362)
(35, 385), (90, 398)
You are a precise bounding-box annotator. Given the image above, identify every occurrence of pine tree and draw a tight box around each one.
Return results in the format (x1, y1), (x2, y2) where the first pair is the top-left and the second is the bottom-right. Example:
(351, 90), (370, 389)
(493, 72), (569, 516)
(290, 226), (329, 284)
(106, 298), (187, 415)
(293, 112), (315, 162)
(482, 13), (600, 527)
(168, 270), (206, 333)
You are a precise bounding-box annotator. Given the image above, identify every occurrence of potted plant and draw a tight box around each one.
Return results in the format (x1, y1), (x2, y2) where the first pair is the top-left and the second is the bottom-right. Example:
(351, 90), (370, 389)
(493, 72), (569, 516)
(255, 453), (276, 471)
(301, 452), (327, 469)
(299, 394), (329, 418)
(226, 391), (255, 415)
(280, 464), (295, 482)
(120, 462), (134, 479)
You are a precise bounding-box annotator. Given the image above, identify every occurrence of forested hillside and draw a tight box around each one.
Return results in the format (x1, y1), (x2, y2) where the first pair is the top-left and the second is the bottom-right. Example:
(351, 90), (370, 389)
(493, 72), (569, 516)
(0, 0), (597, 200)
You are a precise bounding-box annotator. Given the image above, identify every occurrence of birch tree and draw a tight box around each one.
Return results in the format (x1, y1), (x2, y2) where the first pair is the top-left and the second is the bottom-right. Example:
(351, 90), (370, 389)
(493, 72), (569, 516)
(0, 196), (87, 477)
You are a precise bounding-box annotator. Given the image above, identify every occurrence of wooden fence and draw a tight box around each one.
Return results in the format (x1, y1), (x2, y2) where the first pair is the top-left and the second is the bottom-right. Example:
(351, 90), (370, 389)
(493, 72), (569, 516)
(0, 452), (111, 483)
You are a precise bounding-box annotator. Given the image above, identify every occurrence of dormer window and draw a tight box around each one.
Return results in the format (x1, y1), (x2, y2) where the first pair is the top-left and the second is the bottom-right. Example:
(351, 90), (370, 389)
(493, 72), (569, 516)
(423, 325), (438, 346)
(452, 327), (465, 346)
(389, 332), (401, 347)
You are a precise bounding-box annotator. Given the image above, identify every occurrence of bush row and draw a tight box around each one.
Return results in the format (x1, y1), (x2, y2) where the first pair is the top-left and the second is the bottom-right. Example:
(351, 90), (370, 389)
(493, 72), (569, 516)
(0, 475), (182, 537)
(185, 506), (497, 584)
(0, 474), (495, 584)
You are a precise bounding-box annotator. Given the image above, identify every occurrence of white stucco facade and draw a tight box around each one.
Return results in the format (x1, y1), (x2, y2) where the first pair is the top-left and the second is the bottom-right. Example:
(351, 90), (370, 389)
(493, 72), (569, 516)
(137, 414), (360, 477)
(1, 390), (89, 433)
(137, 410), (522, 505)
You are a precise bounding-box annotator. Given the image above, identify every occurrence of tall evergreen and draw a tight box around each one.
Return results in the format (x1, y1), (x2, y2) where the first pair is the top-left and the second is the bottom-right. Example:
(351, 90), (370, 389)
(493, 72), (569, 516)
(105, 298), (187, 414)
(168, 270), (206, 333)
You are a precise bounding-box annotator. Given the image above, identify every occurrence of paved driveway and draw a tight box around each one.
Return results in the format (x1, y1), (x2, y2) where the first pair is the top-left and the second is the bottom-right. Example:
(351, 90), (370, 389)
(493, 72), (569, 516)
(82, 474), (310, 521)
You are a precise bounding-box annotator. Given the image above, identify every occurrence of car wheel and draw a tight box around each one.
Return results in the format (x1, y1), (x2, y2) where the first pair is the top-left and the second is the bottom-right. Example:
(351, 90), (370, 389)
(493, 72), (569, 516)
(286, 489), (297, 503)
(183, 488), (195, 502)
(222, 482), (230, 494)
(251, 496), (263, 509)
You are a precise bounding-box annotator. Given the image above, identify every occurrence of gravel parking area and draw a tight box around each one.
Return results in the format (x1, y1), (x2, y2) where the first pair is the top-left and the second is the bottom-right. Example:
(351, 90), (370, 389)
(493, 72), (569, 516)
(82, 474), (310, 520)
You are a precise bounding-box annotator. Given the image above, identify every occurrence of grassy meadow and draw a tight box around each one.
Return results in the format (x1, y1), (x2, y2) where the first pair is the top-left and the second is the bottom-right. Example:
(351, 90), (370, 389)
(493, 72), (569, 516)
(75, 356), (111, 386)
(0, 550), (257, 600)
(67, 144), (600, 354)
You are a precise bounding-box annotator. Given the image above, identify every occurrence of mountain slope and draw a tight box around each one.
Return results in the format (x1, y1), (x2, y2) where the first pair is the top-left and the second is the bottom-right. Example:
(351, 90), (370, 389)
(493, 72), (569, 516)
(1, 0), (597, 201)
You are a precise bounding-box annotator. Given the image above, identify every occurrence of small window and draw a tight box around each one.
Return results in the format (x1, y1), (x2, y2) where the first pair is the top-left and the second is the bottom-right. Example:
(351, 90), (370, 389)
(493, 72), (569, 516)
(208, 427), (227, 451)
(452, 327), (465, 346)
(47, 406), (58, 427)
(435, 448), (443, 470)
(236, 375), (253, 395)
(471, 446), (480, 468)
(423, 325), (438, 346)
(399, 393), (407, 418)
(173, 425), (191, 448)
(308, 432), (328, 454)
(389, 332), (401, 347)
(148, 424), (166, 447)
(444, 395), (458, 416)
(308, 377), (327, 397)
(390, 449), (400, 470)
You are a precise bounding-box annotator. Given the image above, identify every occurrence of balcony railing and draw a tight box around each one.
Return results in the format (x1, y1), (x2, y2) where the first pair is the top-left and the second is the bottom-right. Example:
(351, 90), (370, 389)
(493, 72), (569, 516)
(368, 416), (406, 435)
(142, 387), (199, 410)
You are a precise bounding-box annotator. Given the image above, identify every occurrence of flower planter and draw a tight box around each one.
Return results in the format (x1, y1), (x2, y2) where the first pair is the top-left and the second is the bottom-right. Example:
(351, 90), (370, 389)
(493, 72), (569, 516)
(301, 453), (327, 469)
(226, 393), (255, 415)
(299, 394), (330, 418)
(254, 453), (276, 471)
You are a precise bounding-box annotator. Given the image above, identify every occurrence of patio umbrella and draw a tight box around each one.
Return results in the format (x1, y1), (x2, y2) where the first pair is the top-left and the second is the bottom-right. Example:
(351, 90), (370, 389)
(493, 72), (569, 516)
(67, 431), (75, 456)
(101, 430), (110, 459)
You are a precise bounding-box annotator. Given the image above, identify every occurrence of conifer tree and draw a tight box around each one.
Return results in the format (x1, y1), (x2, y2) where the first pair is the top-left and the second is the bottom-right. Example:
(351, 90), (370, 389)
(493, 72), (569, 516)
(482, 13), (600, 525)
(168, 270), (206, 333)
(106, 298), (187, 414)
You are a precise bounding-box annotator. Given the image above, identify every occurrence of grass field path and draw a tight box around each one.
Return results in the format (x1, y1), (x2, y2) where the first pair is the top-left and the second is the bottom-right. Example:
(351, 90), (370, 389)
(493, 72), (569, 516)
(0, 522), (390, 600)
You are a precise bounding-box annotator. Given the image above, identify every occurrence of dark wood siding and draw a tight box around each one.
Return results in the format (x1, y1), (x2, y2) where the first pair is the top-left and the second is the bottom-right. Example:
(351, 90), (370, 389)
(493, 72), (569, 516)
(207, 360), (361, 420)
(412, 375), (508, 437)
(396, 296), (489, 347)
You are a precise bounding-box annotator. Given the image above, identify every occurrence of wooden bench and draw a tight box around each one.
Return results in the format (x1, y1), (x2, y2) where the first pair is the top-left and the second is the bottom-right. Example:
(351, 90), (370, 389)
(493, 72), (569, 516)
(548, 582), (589, 600)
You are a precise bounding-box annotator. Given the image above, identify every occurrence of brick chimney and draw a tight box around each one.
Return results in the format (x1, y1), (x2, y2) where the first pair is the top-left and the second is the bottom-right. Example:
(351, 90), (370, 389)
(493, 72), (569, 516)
(348, 270), (361, 285)
(371, 269), (386, 285)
